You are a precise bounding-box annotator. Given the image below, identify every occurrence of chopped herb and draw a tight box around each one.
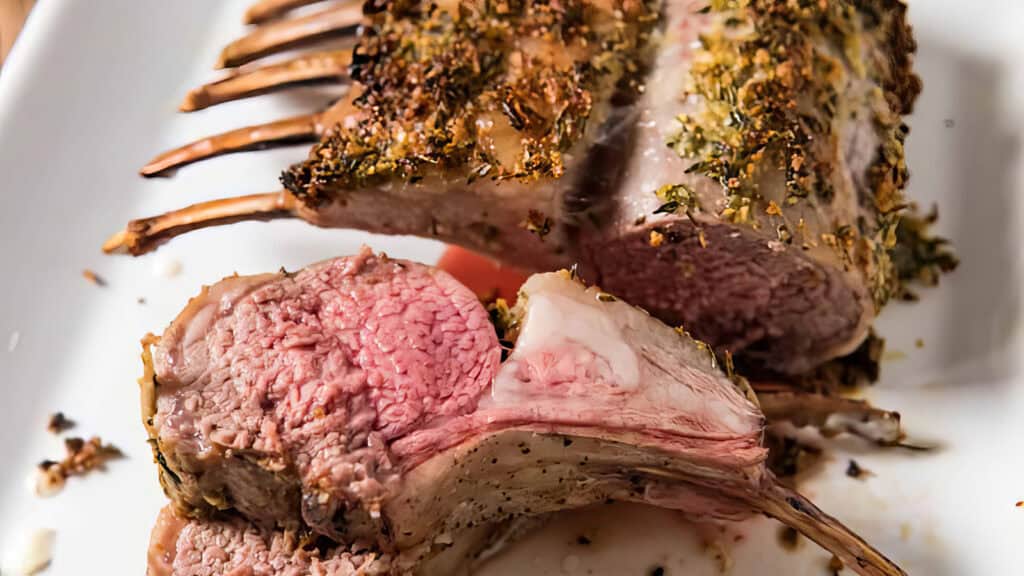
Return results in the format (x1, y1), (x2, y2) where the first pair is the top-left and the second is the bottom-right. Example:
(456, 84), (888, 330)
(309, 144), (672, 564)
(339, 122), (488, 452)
(649, 230), (666, 247)
(36, 436), (123, 497)
(46, 413), (75, 435)
(82, 269), (106, 287)
(521, 210), (553, 240)
(845, 459), (872, 480)
(890, 204), (959, 301)
(653, 184), (699, 217)
(778, 526), (800, 550)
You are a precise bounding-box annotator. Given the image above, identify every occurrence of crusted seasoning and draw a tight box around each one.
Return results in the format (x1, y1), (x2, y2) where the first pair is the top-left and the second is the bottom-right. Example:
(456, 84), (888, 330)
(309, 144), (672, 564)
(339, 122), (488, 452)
(521, 209), (553, 239)
(285, 0), (658, 203)
(889, 204), (959, 301)
(36, 436), (123, 497)
(666, 1), (923, 308)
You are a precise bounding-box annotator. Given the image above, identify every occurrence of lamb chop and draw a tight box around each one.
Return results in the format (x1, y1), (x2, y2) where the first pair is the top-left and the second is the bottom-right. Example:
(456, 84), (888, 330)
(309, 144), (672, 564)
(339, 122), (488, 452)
(139, 248), (904, 575)
(110, 0), (921, 375)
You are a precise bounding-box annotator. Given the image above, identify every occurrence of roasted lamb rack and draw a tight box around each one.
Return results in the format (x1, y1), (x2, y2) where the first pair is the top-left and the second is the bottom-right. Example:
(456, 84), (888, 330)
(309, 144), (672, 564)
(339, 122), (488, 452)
(141, 248), (905, 576)
(109, 0), (921, 375)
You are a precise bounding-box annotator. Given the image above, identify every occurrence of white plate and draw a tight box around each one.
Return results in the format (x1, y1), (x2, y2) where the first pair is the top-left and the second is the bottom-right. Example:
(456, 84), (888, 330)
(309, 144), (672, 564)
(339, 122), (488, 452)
(0, 1), (1021, 574)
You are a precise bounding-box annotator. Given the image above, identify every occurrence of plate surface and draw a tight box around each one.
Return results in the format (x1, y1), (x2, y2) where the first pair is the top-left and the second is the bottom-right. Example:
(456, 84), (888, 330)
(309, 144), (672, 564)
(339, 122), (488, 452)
(0, 1), (1021, 574)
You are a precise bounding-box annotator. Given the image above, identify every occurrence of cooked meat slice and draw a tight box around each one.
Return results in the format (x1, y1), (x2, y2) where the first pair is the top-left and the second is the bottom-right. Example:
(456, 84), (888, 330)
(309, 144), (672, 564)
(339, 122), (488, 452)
(148, 506), (535, 576)
(147, 506), (377, 576)
(113, 0), (920, 374)
(140, 248), (903, 575)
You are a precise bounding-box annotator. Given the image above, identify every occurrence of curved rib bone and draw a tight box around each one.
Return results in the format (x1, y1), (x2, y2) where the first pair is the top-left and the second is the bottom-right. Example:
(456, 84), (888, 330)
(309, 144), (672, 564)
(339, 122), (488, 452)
(181, 49), (352, 112)
(757, 390), (903, 445)
(103, 191), (298, 255)
(244, 0), (333, 24)
(140, 113), (322, 176)
(218, 3), (364, 68)
(759, 483), (901, 576)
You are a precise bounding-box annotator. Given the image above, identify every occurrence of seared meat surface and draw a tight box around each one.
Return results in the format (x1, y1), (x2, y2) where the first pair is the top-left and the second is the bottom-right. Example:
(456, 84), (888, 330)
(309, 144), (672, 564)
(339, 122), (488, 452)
(112, 0), (921, 374)
(141, 248), (904, 575)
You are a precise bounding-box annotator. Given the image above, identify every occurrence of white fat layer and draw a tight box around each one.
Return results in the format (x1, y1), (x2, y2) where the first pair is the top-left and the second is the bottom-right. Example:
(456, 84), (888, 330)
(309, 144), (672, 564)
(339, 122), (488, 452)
(515, 292), (639, 390)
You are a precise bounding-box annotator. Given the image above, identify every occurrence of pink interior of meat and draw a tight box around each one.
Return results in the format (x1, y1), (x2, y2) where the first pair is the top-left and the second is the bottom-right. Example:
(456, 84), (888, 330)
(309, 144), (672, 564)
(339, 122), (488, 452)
(389, 271), (765, 469)
(152, 249), (765, 537)
(148, 507), (365, 576)
(153, 248), (501, 503)
(586, 220), (866, 374)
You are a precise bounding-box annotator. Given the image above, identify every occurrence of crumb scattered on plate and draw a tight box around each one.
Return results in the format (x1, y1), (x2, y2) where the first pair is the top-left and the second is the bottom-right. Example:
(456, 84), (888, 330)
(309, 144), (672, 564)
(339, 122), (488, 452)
(828, 554), (844, 575)
(881, 349), (907, 362)
(137, 297), (147, 305)
(81, 269), (106, 287)
(2, 528), (55, 575)
(36, 436), (122, 497)
(778, 526), (801, 551)
(845, 459), (873, 480)
(45, 413), (74, 435)
(648, 566), (665, 576)
(915, 338), (924, 348)
(702, 538), (733, 573)
(151, 256), (182, 279)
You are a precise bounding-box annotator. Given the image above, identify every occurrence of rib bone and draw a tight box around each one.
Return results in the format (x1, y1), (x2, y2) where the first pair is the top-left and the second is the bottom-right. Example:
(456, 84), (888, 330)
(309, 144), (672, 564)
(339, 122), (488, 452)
(218, 3), (363, 69)
(103, 192), (298, 255)
(140, 113), (323, 176)
(181, 49), (352, 112)
(244, 0), (333, 24)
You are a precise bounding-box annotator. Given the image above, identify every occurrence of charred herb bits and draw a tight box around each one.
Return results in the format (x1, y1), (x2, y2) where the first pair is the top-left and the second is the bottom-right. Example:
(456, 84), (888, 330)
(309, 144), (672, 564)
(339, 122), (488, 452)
(285, 1), (659, 201)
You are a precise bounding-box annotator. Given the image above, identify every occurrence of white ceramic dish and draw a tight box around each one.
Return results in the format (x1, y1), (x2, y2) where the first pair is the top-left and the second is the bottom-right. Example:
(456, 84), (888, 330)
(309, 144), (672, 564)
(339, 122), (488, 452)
(0, 1), (1021, 574)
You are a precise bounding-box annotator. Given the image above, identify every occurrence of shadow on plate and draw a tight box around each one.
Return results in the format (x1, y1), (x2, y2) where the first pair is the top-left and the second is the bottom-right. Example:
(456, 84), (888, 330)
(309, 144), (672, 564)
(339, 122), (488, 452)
(907, 35), (1022, 387)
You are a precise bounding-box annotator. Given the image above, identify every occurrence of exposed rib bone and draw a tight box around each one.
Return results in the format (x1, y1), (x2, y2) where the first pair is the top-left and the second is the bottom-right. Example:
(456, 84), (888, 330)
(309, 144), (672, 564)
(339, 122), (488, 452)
(218, 4), (364, 68)
(140, 113), (321, 176)
(244, 0), (332, 24)
(756, 388), (903, 445)
(181, 49), (352, 111)
(103, 192), (298, 255)
(759, 482), (904, 576)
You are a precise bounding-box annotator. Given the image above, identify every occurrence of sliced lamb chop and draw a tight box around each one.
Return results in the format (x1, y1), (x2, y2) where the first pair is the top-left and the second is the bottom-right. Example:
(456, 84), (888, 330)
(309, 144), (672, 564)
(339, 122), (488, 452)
(114, 1), (920, 374)
(139, 248), (904, 575)
(147, 505), (521, 576)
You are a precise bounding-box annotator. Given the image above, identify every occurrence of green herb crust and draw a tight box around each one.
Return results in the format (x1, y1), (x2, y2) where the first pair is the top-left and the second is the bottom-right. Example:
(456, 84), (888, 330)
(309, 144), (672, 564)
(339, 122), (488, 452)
(284, 0), (658, 203)
(666, 0), (922, 308)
